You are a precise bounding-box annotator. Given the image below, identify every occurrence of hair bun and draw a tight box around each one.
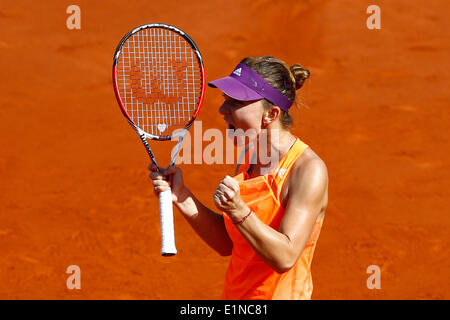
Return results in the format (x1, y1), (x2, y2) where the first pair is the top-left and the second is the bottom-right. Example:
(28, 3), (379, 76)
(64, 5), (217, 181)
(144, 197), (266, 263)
(290, 64), (310, 90)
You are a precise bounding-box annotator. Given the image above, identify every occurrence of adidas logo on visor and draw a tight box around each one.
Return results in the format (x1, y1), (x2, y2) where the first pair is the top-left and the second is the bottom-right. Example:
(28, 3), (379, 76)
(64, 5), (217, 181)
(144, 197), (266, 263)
(232, 67), (242, 76)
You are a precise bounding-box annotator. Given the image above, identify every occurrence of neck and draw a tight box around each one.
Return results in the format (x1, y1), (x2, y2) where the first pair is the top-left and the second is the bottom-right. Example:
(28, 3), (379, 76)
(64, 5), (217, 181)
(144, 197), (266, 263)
(254, 127), (296, 170)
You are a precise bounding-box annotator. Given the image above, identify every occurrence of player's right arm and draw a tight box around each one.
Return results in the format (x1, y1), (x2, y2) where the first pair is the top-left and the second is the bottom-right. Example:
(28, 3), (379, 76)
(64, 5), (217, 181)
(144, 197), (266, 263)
(149, 164), (233, 256)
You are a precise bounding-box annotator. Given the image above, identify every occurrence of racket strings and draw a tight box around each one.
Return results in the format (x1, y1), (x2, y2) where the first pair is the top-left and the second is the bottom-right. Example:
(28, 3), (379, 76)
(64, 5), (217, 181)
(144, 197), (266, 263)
(116, 27), (202, 137)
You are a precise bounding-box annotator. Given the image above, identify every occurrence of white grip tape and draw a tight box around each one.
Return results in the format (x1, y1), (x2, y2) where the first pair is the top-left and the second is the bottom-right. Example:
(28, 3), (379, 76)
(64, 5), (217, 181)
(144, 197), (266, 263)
(159, 189), (177, 256)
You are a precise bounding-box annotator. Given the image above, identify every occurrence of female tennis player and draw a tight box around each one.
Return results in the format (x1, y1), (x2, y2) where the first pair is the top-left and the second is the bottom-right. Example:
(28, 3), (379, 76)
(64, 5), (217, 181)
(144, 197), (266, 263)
(149, 56), (328, 300)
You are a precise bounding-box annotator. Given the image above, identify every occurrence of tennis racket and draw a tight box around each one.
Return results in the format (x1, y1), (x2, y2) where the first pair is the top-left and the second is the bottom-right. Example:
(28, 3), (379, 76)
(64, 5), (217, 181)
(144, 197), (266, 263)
(112, 23), (205, 256)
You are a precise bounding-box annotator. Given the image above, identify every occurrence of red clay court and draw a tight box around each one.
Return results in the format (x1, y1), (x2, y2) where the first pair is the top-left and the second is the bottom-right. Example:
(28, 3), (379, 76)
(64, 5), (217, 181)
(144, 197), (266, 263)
(0, 1), (448, 299)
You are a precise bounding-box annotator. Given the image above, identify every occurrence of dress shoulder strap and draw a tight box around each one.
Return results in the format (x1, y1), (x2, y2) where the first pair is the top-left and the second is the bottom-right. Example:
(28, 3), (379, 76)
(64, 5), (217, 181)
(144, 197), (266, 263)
(270, 138), (309, 199)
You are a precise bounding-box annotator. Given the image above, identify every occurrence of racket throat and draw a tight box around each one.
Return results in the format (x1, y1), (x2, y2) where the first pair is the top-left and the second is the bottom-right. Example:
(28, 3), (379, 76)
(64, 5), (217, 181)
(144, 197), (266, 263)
(169, 130), (187, 167)
(137, 129), (158, 166)
(137, 128), (186, 169)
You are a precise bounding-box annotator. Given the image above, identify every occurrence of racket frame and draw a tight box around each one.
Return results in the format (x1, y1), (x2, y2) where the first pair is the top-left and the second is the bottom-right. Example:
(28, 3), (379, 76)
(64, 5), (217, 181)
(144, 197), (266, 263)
(113, 23), (205, 142)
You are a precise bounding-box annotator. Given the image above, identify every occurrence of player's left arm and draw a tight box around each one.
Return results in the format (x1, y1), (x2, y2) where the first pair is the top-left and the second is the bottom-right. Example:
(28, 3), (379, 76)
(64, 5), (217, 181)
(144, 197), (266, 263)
(277, 158), (328, 269)
(220, 158), (328, 273)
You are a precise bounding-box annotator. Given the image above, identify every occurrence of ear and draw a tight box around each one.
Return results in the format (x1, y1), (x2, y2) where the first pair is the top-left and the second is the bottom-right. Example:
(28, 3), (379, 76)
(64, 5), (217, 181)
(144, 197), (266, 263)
(262, 106), (282, 127)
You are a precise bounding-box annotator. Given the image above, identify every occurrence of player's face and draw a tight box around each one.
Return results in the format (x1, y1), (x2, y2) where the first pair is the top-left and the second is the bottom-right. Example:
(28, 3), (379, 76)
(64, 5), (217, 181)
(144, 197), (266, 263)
(219, 94), (265, 132)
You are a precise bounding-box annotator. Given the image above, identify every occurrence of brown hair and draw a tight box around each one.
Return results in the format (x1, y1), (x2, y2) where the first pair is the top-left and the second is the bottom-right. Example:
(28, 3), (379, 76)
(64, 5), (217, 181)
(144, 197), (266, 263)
(240, 56), (310, 129)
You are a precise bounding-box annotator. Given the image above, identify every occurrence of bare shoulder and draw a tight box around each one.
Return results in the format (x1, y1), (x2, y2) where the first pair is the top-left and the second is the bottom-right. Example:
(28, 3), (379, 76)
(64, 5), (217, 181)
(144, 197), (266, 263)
(291, 148), (328, 183)
(282, 147), (328, 213)
(289, 148), (328, 184)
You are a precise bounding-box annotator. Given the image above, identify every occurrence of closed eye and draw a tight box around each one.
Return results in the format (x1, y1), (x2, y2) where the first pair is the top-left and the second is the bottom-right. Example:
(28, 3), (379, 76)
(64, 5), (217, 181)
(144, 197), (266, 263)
(223, 94), (245, 107)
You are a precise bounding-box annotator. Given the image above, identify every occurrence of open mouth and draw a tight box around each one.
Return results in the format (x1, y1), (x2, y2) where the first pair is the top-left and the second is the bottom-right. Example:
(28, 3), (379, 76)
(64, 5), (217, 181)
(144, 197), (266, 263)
(228, 124), (235, 130)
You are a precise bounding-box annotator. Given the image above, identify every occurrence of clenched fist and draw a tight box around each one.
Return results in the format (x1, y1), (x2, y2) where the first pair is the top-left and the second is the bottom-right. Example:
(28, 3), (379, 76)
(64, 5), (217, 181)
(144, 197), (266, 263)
(213, 175), (248, 221)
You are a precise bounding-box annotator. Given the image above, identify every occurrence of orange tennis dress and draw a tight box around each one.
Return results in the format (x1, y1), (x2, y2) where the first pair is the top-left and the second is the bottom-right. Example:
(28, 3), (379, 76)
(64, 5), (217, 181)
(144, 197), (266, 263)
(222, 138), (324, 300)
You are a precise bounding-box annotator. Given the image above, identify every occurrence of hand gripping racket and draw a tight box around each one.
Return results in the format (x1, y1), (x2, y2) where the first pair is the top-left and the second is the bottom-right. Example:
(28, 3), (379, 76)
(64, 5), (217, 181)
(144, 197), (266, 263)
(112, 23), (205, 256)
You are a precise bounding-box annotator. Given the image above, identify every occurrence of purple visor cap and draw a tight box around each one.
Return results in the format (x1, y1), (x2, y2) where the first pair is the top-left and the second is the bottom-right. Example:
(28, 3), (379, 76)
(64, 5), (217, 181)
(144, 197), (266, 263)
(208, 63), (293, 112)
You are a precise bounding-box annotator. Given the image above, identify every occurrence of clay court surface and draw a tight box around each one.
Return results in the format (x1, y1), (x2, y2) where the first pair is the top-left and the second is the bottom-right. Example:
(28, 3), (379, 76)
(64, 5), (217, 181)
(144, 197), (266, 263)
(0, 1), (449, 299)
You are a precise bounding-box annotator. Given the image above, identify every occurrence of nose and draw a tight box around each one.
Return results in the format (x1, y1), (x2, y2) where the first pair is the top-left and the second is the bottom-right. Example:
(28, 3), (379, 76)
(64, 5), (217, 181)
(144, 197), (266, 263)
(218, 101), (229, 115)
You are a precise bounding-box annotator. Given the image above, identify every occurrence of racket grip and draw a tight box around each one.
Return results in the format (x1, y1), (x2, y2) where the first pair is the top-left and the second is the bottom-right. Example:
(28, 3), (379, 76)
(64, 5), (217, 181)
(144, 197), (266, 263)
(159, 188), (177, 256)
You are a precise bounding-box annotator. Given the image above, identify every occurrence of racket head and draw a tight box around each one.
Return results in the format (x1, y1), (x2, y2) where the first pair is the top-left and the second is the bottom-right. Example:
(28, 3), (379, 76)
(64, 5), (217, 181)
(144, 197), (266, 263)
(113, 23), (205, 141)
